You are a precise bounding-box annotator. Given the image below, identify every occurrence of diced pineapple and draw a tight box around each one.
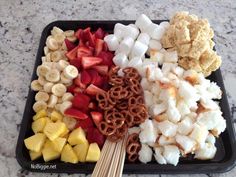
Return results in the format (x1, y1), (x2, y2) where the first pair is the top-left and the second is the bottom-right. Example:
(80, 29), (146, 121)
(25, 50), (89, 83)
(51, 110), (63, 122)
(32, 117), (47, 133)
(24, 133), (46, 152)
(63, 116), (77, 130)
(33, 109), (47, 121)
(45, 117), (52, 124)
(29, 150), (42, 161)
(52, 137), (66, 152)
(68, 127), (87, 146)
(60, 128), (69, 139)
(73, 139), (89, 162)
(61, 144), (78, 164)
(86, 143), (101, 162)
(43, 122), (67, 141)
(42, 139), (60, 162)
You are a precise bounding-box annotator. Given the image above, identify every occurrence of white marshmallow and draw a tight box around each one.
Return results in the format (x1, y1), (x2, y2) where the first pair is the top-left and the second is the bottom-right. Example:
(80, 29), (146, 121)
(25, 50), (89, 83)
(166, 102), (181, 123)
(151, 102), (167, 116)
(140, 78), (151, 91)
(150, 50), (164, 65)
(157, 120), (178, 137)
(124, 24), (140, 39)
(117, 68), (125, 77)
(164, 51), (178, 63)
(149, 39), (162, 50)
(154, 147), (167, 164)
(162, 62), (177, 75)
(177, 99), (191, 117)
(194, 143), (216, 160)
(112, 53), (129, 68)
(139, 119), (158, 144)
(144, 90), (154, 107)
(138, 144), (153, 163)
(147, 23), (166, 40)
(150, 82), (161, 96)
(117, 37), (134, 55)
(104, 34), (119, 51)
(163, 145), (180, 166)
(200, 97), (219, 110)
(212, 115), (226, 136)
(137, 33), (150, 45)
(189, 123), (208, 149)
(177, 116), (194, 135)
(135, 14), (152, 32)
(128, 57), (142, 68)
(131, 41), (148, 58)
(175, 134), (196, 154)
(172, 66), (184, 78)
(158, 135), (176, 146)
(159, 21), (170, 29)
(207, 82), (222, 99)
(206, 133), (216, 145)
(197, 110), (222, 130)
(114, 23), (126, 41)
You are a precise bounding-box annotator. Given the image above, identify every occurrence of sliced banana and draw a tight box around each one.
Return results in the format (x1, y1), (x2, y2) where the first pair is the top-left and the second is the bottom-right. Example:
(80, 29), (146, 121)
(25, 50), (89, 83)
(64, 82), (72, 87)
(43, 82), (54, 93)
(62, 92), (74, 102)
(51, 83), (66, 97)
(66, 36), (77, 42)
(38, 76), (47, 86)
(54, 33), (66, 44)
(45, 69), (60, 82)
(51, 51), (63, 62)
(46, 37), (59, 51)
(41, 56), (46, 62)
(48, 94), (58, 108)
(46, 53), (51, 62)
(64, 30), (74, 37)
(44, 46), (49, 55)
(33, 101), (47, 112)
(63, 116), (77, 130)
(60, 101), (72, 114)
(63, 65), (78, 79)
(60, 73), (72, 84)
(31, 80), (43, 91)
(55, 104), (62, 111)
(35, 91), (49, 102)
(57, 60), (69, 71)
(51, 27), (64, 36)
(36, 65), (50, 77)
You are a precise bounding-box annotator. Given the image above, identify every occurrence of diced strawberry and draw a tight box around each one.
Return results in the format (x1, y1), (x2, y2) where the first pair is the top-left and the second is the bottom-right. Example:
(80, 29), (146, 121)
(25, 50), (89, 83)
(103, 42), (108, 52)
(95, 39), (104, 56)
(91, 74), (103, 87)
(72, 93), (90, 111)
(85, 84), (105, 96)
(90, 111), (103, 127)
(74, 75), (86, 89)
(94, 28), (105, 39)
(97, 51), (114, 67)
(73, 87), (84, 94)
(64, 39), (77, 51)
(87, 127), (105, 148)
(67, 84), (76, 93)
(64, 108), (88, 120)
(81, 70), (91, 85)
(92, 65), (108, 75)
(81, 57), (103, 69)
(69, 57), (81, 70)
(77, 46), (93, 58)
(65, 46), (79, 60)
(83, 28), (95, 47)
(75, 29), (83, 39)
(88, 102), (97, 110)
(76, 117), (94, 131)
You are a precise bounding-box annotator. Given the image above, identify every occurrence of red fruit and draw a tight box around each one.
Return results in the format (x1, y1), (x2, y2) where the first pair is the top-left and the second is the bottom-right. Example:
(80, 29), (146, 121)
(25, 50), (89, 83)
(87, 127), (105, 148)
(81, 57), (103, 69)
(74, 75), (86, 89)
(77, 46), (93, 58)
(88, 102), (97, 110)
(67, 84), (76, 93)
(64, 108), (88, 120)
(95, 39), (104, 56)
(92, 65), (108, 75)
(85, 84), (105, 96)
(94, 28), (105, 39)
(90, 111), (103, 126)
(91, 74), (103, 87)
(81, 70), (92, 85)
(65, 46), (79, 60)
(75, 29), (83, 39)
(83, 28), (96, 47)
(97, 51), (114, 67)
(103, 42), (108, 52)
(76, 117), (94, 131)
(72, 93), (91, 110)
(69, 58), (81, 70)
(73, 87), (84, 94)
(64, 39), (76, 51)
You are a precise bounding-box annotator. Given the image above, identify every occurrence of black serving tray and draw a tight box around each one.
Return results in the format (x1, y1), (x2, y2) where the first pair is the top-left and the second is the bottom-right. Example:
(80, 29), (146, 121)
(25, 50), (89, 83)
(16, 20), (236, 174)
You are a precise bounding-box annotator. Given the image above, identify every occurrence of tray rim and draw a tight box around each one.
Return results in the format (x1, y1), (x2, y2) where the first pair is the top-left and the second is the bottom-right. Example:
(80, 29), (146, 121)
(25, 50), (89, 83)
(16, 20), (236, 174)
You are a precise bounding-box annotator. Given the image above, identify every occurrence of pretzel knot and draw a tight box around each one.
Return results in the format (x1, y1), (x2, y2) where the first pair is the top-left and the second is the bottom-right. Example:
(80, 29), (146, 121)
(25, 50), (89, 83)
(109, 75), (124, 86)
(109, 86), (128, 100)
(98, 121), (116, 136)
(116, 101), (129, 110)
(127, 133), (139, 145)
(121, 110), (134, 128)
(127, 79), (142, 95)
(126, 142), (141, 162)
(125, 86), (134, 99)
(111, 112), (125, 128)
(123, 67), (141, 81)
(96, 92), (114, 110)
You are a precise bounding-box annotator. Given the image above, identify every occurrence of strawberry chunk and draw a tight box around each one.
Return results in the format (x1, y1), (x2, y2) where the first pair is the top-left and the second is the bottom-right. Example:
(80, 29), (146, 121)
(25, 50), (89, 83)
(95, 28), (105, 39)
(83, 28), (96, 47)
(72, 93), (90, 110)
(76, 117), (94, 131)
(87, 69), (103, 87)
(67, 84), (76, 93)
(92, 65), (108, 75)
(87, 127), (105, 148)
(75, 29), (83, 39)
(85, 84), (105, 96)
(103, 42), (108, 52)
(88, 102), (97, 110)
(90, 111), (103, 127)
(81, 70), (92, 85)
(97, 51), (114, 67)
(64, 39), (77, 51)
(73, 87), (84, 94)
(81, 57), (103, 69)
(95, 39), (104, 56)
(77, 46), (93, 58)
(69, 57), (81, 70)
(64, 108), (88, 120)
(74, 75), (86, 89)
(66, 46), (79, 60)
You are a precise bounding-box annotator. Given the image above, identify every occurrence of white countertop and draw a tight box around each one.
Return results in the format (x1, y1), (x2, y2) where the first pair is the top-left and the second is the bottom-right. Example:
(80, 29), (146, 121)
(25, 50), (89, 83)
(0, 0), (235, 176)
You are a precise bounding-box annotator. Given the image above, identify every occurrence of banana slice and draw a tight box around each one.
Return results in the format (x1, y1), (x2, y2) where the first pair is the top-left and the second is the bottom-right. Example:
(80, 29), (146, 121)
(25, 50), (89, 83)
(54, 33), (65, 44)
(60, 73), (72, 84)
(42, 62), (53, 68)
(46, 37), (59, 51)
(41, 56), (46, 62)
(64, 30), (74, 37)
(57, 60), (69, 71)
(33, 101), (47, 112)
(51, 51), (63, 62)
(48, 94), (58, 108)
(44, 46), (49, 55)
(64, 82), (72, 87)
(51, 27), (64, 36)
(45, 69), (60, 82)
(51, 83), (66, 97)
(66, 36), (77, 42)
(38, 76), (47, 86)
(55, 104), (62, 111)
(43, 82), (54, 93)
(62, 92), (74, 102)
(31, 80), (43, 91)
(63, 65), (78, 79)
(46, 53), (51, 62)
(63, 116), (77, 130)
(36, 65), (50, 77)
(35, 91), (49, 102)
(60, 101), (72, 114)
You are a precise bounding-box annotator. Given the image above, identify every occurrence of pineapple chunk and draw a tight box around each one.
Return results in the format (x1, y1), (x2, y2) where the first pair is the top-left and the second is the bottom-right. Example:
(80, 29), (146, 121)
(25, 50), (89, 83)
(51, 110), (63, 122)
(33, 109), (47, 121)
(24, 133), (46, 152)
(45, 117), (52, 124)
(43, 122), (67, 141)
(32, 117), (47, 133)
(52, 137), (66, 152)
(29, 150), (42, 160)
(68, 127), (87, 146)
(86, 143), (101, 162)
(63, 116), (77, 130)
(73, 139), (89, 162)
(42, 139), (60, 162)
(61, 144), (78, 164)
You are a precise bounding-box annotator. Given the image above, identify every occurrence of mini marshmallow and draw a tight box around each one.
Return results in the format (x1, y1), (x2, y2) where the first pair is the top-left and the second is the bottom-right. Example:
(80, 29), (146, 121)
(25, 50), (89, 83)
(147, 23), (166, 40)
(137, 33), (150, 45)
(128, 57), (142, 68)
(175, 134), (196, 154)
(200, 97), (219, 110)
(189, 123), (208, 149)
(158, 135), (176, 146)
(147, 67), (164, 82)
(167, 73), (180, 88)
(177, 116), (194, 135)
(206, 133), (216, 145)
(154, 147), (167, 164)
(159, 21), (170, 29)
(207, 82), (222, 99)
(104, 34), (119, 51)
(149, 39), (162, 50)
(172, 66), (184, 78)
(117, 68), (125, 77)
(151, 102), (167, 116)
(194, 143), (217, 160)
(135, 14), (152, 32)
(212, 115), (226, 136)
(197, 110), (222, 130)
(150, 82), (161, 95)
(159, 86), (177, 102)
(114, 23), (126, 41)
(117, 37), (134, 55)
(131, 41), (148, 58)
(164, 51), (178, 63)
(166, 102), (181, 123)
(150, 50), (165, 65)
(163, 145), (180, 166)
(112, 53), (129, 68)
(138, 144), (153, 163)
(157, 120), (178, 137)
(177, 99), (191, 117)
(144, 90), (154, 107)
(124, 24), (140, 39)
(141, 78), (151, 91)
(162, 62), (178, 75)
(139, 119), (158, 144)
(128, 126), (141, 134)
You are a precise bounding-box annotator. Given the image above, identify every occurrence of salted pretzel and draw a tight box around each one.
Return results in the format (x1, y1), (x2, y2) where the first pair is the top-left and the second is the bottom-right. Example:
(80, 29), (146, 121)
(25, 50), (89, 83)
(116, 100), (129, 110)
(127, 133), (139, 145)
(98, 121), (116, 136)
(109, 75), (124, 86)
(126, 133), (141, 162)
(96, 92), (114, 110)
(109, 86), (128, 100)
(123, 67), (141, 81)
(121, 110), (134, 128)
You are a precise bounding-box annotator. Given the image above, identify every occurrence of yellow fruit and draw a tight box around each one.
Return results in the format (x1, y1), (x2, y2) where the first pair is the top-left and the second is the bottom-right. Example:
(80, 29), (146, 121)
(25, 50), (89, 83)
(29, 150), (42, 161)
(42, 139), (60, 162)
(52, 137), (66, 152)
(43, 122), (67, 141)
(33, 109), (47, 121)
(51, 110), (63, 122)
(31, 117), (47, 133)
(68, 127), (87, 146)
(61, 144), (78, 164)
(86, 143), (101, 162)
(24, 133), (46, 152)
(45, 117), (52, 124)
(73, 139), (89, 162)
(60, 128), (69, 138)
